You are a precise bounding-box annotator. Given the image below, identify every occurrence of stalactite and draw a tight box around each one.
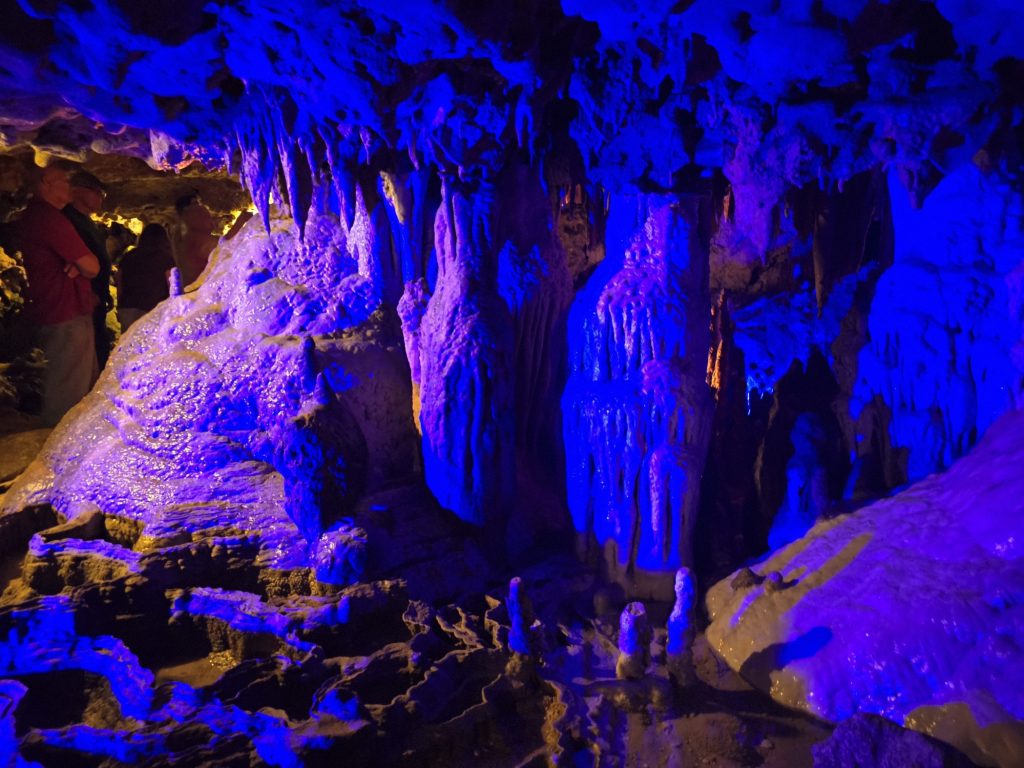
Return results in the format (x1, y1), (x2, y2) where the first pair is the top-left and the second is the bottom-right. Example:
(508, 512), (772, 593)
(235, 104), (278, 231)
(416, 175), (515, 532)
(347, 182), (397, 304)
(494, 163), (573, 502)
(563, 193), (713, 598)
(379, 168), (434, 286)
(397, 278), (431, 435)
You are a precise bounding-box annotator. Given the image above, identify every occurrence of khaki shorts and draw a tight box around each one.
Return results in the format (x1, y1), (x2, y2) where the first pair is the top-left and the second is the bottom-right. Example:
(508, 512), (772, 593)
(36, 313), (97, 427)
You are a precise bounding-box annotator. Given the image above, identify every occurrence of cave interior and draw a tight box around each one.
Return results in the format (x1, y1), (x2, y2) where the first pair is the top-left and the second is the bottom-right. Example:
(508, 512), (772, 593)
(0, 0), (1022, 766)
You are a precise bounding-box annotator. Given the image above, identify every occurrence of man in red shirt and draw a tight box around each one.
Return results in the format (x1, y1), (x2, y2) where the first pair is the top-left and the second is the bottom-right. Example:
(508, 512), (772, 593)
(14, 163), (101, 426)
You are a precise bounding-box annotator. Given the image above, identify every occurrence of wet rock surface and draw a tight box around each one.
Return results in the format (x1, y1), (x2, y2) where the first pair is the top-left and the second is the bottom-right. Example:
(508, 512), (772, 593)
(706, 408), (1024, 768)
(813, 714), (976, 768)
(0, 1), (1021, 764)
(0, 502), (843, 767)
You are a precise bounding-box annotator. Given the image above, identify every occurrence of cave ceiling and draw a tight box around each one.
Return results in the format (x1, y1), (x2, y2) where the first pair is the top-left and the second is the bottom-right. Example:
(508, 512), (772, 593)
(0, 0), (1020, 233)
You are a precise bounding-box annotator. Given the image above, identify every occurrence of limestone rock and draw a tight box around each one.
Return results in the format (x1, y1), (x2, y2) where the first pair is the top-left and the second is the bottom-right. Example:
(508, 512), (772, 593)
(564, 194), (713, 597)
(416, 176), (515, 530)
(666, 567), (697, 687)
(615, 602), (651, 681)
(851, 166), (1024, 490)
(1, 209), (417, 578)
(812, 713), (975, 768)
(705, 408), (1024, 767)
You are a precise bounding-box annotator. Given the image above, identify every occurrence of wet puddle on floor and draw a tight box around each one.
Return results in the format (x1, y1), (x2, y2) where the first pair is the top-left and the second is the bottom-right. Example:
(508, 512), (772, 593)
(154, 650), (238, 688)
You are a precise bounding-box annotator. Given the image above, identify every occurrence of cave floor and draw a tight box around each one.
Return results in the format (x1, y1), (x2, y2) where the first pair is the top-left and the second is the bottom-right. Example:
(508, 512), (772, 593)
(0, 423), (832, 767)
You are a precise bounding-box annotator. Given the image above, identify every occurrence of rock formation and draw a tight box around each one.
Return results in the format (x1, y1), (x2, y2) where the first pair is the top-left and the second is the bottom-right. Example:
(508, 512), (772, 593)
(615, 601), (652, 681)
(2, 205), (418, 582)
(667, 567), (698, 687)
(564, 194), (713, 597)
(0, 0), (1020, 764)
(705, 408), (1024, 767)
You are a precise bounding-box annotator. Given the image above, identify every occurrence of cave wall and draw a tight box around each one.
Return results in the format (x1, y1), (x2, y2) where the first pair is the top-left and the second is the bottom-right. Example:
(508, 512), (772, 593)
(0, 0), (1022, 595)
(852, 165), (1024, 489)
(0, 4), (1023, 764)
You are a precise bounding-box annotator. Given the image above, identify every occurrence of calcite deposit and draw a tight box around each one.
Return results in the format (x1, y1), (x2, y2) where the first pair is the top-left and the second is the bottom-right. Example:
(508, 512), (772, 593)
(705, 408), (1024, 767)
(0, 0), (1021, 765)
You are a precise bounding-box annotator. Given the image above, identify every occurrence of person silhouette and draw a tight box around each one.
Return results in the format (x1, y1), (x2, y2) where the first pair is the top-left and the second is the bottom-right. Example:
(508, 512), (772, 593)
(13, 163), (100, 426)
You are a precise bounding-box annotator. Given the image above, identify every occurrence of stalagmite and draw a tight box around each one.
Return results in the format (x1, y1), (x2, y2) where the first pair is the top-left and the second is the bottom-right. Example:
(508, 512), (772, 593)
(168, 266), (182, 297)
(666, 567), (697, 686)
(507, 576), (535, 656)
(615, 601), (651, 680)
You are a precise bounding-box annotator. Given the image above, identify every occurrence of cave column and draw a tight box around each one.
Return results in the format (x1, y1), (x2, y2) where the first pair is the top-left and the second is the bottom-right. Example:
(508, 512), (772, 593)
(563, 192), (713, 598)
(416, 174), (516, 532)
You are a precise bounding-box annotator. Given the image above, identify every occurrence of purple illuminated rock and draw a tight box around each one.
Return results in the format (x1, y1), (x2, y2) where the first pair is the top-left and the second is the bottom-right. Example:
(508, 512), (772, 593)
(667, 566), (697, 687)
(506, 576), (536, 657)
(1, 208), (417, 574)
(415, 176), (515, 530)
(0, 679), (26, 766)
(168, 266), (182, 297)
(563, 193), (713, 597)
(615, 601), (652, 680)
(0, 596), (155, 720)
(813, 713), (975, 768)
(312, 521), (368, 588)
(705, 408), (1024, 767)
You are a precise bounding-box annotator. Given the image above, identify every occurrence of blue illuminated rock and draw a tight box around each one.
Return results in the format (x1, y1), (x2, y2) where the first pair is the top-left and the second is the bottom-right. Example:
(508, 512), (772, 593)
(1, 208), (417, 579)
(312, 521), (368, 588)
(851, 165), (1024, 489)
(813, 713), (975, 768)
(0, 0), (1020, 763)
(415, 175), (516, 530)
(666, 566), (697, 687)
(563, 194), (713, 597)
(0, 679), (26, 764)
(615, 601), (651, 680)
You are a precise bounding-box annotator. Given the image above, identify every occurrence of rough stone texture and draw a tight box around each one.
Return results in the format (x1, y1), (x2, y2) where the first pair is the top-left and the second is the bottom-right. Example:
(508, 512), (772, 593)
(666, 566), (697, 687)
(564, 194), (713, 597)
(706, 408), (1024, 767)
(415, 175), (516, 531)
(615, 601), (652, 680)
(813, 713), (976, 768)
(0, 504), (834, 766)
(851, 165), (1024, 489)
(0, 2), (1021, 763)
(1, 207), (418, 576)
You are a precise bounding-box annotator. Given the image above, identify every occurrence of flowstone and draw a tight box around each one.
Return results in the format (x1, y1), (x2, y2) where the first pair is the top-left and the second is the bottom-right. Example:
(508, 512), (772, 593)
(1, 207), (418, 577)
(563, 193), (713, 598)
(705, 407), (1024, 768)
(0, 467), (846, 766)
